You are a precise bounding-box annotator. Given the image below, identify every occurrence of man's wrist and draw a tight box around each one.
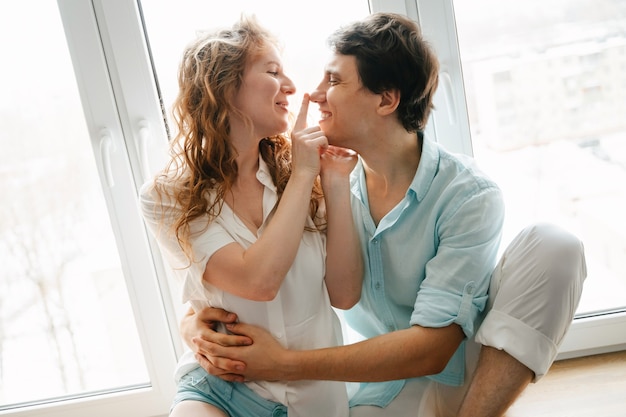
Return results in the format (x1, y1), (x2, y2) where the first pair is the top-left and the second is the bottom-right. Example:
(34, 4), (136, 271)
(281, 349), (304, 381)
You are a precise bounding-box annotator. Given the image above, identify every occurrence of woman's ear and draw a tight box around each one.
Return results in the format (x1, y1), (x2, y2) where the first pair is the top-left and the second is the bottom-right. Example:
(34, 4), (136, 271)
(377, 89), (401, 116)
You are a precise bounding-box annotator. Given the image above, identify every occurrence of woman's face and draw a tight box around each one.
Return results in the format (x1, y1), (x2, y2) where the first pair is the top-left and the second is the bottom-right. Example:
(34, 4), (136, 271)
(231, 44), (296, 139)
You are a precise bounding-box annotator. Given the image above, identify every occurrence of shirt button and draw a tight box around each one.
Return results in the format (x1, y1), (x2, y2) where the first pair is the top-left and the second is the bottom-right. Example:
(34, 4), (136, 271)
(372, 238), (378, 244)
(467, 284), (475, 295)
(375, 282), (381, 290)
(274, 332), (283, 339)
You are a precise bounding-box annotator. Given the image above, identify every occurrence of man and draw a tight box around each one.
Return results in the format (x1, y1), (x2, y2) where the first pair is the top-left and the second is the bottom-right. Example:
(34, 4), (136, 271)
(181, 12), (587, 416)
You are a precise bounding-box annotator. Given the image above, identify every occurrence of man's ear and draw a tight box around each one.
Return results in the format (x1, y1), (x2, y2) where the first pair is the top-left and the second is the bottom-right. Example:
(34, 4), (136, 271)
(377, 89), (401, 116)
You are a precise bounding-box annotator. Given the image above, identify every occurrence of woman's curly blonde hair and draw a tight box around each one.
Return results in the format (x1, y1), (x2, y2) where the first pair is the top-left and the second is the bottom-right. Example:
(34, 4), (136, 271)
(155, 15), (323, 261)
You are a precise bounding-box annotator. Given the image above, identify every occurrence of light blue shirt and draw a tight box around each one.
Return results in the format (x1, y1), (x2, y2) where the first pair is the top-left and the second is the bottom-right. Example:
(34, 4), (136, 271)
(345, 137), (504, 408)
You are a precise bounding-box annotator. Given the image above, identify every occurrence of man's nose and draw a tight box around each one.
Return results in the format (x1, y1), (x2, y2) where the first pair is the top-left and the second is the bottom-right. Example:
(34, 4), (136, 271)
(309, 87), (325, 103)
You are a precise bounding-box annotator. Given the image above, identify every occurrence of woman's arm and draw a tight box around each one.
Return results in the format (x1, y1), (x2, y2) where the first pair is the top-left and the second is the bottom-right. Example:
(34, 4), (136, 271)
(203, 95), (326, 301)
(320, 146), (363, 309)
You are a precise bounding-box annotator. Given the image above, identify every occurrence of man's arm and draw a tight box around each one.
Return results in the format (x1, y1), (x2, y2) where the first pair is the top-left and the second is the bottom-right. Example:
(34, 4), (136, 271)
(196, 320), (465, 383)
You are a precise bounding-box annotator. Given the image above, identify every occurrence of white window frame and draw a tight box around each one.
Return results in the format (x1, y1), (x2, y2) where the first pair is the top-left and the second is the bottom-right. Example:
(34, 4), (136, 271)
(3, 1), (179, 416)
(370, 0), (626, 359)
(11, 0), (622, 415)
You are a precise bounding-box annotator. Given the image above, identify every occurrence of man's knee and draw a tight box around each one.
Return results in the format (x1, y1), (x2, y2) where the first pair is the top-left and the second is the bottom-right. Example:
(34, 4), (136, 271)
(522, 222), (587, 288)
(492, 222), (587, 349)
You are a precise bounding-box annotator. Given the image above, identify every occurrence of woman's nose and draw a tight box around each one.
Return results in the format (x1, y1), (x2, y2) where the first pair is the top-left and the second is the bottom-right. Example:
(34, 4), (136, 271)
(282, 77), (296, 95)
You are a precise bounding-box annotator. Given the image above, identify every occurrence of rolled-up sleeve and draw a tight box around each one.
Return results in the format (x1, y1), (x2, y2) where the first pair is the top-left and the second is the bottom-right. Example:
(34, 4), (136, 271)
(410, 186), (504, 339)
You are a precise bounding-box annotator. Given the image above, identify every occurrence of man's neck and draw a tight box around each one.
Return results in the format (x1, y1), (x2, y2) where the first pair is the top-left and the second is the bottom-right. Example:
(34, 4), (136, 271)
(359, 129), (421, 224)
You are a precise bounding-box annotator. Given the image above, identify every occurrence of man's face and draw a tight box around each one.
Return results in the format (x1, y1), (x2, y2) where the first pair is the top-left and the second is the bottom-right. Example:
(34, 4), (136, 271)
(310, 53), (380, 149)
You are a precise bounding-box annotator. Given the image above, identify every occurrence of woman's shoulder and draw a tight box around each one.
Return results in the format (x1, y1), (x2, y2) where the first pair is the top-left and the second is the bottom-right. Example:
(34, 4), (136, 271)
(138, 168), (191, 216)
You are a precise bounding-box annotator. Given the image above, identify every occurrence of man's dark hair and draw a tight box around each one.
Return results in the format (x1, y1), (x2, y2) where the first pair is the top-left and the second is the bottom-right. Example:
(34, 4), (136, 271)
(327, 12), (439, 133)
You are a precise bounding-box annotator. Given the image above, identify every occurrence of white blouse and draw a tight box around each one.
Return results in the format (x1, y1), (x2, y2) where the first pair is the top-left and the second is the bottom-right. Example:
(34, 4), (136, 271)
(140, 157), (348, 417)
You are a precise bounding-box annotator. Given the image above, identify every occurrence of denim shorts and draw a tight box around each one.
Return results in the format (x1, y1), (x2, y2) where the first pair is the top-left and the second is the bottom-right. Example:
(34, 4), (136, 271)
(171, 367), (288, 417)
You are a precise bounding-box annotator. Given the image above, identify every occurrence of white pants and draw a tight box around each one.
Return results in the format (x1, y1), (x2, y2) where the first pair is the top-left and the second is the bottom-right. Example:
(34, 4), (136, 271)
(351, 223), (587, 417)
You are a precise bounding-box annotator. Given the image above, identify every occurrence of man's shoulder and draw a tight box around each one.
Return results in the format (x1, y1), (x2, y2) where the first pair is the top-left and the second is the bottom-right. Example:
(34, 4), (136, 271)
(433, 142), (500, 193)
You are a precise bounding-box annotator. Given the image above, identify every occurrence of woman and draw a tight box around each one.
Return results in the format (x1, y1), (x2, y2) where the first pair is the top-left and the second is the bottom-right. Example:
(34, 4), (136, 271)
(140, 16), (362, 417)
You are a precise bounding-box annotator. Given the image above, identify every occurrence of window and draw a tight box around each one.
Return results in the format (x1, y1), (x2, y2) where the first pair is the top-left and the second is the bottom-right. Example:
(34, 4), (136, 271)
(0, 0), (159, 412)
(398, 0), (626, 358)
(3, 1), (623, 415)
(0, 2), (180, 417)
(453, 0), (626, 316)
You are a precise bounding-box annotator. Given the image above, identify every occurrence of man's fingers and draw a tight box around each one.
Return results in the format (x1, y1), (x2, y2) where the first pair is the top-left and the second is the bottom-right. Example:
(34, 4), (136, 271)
(212, 356), (246, 373)
(197, 306), (237, 324)
(225, 321), (258, 338)
(217, 373), (245, 383)
(196, 353), (245, 382)
(192, 331), (251, 348)
(194, 338), (247, 373)
(197, 351), (245, 373)
(294, 93), (310, 132)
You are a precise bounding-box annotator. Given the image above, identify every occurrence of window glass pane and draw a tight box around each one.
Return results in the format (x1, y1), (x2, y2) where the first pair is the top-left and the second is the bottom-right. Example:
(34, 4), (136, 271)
(0, 1), (149, 408)
(453, 0), (626, 316)
(139, 0), (371, 140)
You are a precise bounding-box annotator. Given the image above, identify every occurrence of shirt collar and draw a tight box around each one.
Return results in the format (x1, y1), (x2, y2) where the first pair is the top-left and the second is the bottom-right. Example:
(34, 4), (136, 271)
(350, 135), (440, 204)
(256, 155), (277, 192)
(350, 157), (367, 206)
(409, 135), (439, 202)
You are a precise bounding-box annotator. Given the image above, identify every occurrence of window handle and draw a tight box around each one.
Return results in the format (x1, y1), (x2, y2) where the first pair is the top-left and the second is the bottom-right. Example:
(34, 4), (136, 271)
(138, 120), (152, 182)
(99, 128), (115, 188)
(439, 70), (457, 125)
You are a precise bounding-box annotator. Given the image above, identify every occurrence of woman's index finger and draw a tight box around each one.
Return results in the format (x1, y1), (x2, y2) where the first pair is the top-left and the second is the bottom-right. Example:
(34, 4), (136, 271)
(294, 93), (310, 132)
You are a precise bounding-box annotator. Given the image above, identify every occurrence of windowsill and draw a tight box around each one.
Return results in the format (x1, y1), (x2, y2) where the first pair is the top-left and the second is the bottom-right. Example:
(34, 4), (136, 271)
(506, 350), (626, 416)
